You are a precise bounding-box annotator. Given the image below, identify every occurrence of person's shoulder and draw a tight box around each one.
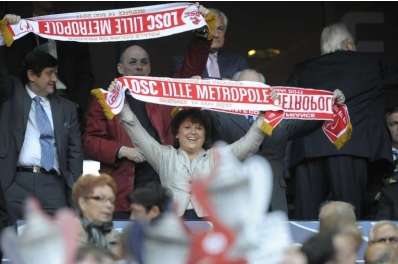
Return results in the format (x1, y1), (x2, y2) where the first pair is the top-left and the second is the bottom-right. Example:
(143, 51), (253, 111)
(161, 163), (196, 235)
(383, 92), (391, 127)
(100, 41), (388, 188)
(52, 94), (79, 109)
(218, 49), (245, 60)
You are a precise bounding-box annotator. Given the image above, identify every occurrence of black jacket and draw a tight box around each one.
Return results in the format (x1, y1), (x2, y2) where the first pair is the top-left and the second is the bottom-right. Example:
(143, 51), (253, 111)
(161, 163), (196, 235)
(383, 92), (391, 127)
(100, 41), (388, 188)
(288, 51), (397, 167)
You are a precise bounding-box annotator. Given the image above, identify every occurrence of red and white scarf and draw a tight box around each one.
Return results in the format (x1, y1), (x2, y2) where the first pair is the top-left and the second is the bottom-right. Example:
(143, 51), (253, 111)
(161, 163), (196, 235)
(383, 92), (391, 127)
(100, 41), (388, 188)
(0, 2), (206, 46)
(91, 76), (352, 149)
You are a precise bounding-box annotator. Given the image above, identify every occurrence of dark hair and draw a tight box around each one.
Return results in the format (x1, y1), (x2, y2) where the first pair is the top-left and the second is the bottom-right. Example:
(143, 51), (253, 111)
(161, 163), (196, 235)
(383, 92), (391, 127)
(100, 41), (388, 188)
(170, 108), (212, 149)
(301, 232), (336, 264)
(20, 49), (57, 85)
(128, 183), (171, 213)
(386, 106), (398, 116)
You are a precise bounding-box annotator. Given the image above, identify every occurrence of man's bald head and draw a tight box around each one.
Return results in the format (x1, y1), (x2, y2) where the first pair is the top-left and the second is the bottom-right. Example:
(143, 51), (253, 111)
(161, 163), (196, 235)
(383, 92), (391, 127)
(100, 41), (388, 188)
(232, 69), (266, 83)
(117, 45), (151, 76)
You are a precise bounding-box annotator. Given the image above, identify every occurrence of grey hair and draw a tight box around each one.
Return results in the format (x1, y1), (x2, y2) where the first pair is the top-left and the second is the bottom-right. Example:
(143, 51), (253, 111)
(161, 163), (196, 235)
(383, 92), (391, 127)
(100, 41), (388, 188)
(369, 221), (398, 241)
(232, 69), (266, 83)
(320, 22), (355, 55)
(208, 8), (228, 31)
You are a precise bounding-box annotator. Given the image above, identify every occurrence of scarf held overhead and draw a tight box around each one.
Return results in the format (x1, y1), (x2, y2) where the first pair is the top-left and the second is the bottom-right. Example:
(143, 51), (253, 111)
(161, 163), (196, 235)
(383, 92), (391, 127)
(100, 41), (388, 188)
(91, 76), (352, 149)
(0, 2), (206, 46)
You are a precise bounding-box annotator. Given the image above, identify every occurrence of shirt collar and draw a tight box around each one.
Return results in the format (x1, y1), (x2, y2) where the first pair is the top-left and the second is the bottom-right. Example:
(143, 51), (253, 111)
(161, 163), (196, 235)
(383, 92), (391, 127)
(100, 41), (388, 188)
(25, 85), (49, 103)
(209, 51), (218, 58)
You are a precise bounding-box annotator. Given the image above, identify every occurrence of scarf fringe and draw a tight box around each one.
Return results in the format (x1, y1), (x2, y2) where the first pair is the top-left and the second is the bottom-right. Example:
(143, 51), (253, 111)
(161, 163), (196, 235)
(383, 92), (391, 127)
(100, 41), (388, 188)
(91, 89), (115, 120)
(259, 120), (274, 136)
(334, 121), (352, 150)
(0, 19), (14, 47)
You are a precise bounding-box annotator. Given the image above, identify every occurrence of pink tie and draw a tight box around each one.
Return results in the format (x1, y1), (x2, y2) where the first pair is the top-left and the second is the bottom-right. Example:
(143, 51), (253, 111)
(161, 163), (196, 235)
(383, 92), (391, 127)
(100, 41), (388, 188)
(207, 53), (221, 78)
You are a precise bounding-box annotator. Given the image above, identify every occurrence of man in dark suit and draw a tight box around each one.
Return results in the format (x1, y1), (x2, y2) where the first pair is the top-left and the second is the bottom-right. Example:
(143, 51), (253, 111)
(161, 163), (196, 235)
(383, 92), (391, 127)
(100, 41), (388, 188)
(174, 8), (248, 80)
(209, 69), (317, 213)
(0, 14), (83, 223)
(375, 107), (398, 220)
(288, 22), (397, 219)
(2, 2), (94, 127)
(0, 185), (10, 261)
(209, 69), (290, 212)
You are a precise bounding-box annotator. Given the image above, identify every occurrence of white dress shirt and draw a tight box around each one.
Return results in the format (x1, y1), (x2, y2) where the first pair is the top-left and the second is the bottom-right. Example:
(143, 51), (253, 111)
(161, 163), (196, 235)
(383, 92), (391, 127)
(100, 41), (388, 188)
(18, 86), (59, 172)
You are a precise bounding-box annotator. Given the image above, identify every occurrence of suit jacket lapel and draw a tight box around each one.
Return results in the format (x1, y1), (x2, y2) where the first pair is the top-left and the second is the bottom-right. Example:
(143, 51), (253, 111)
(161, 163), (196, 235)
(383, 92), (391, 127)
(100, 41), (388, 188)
(14, 85), (32, 150)
(217, 51), (226, 78)
(229, 114), (251, 132)
(49, 95), (63, 155)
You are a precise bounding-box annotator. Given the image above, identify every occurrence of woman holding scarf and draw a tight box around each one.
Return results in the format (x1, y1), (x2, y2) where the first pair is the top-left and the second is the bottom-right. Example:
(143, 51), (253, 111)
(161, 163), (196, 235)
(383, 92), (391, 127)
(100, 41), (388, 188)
(118, 97), (266, 220)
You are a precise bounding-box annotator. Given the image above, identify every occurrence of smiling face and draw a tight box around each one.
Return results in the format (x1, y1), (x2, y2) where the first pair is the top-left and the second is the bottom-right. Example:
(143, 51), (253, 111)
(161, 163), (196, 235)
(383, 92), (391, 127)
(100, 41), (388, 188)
(28, 67), (58, 96)
(79, 185), (116, 224)
(117, 45), (151, 76)
(176, 117), (206, 157)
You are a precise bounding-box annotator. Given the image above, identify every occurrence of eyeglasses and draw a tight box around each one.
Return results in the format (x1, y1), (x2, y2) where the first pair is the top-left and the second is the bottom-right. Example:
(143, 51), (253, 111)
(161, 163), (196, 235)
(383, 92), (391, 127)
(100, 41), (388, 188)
(85, 195), (115, 204)
(371, 236), (398, 244)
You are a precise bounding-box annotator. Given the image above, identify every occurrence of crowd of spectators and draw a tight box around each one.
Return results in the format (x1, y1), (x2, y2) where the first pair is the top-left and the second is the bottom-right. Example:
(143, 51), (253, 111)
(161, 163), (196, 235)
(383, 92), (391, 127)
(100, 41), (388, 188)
(1, 3), (398, 263)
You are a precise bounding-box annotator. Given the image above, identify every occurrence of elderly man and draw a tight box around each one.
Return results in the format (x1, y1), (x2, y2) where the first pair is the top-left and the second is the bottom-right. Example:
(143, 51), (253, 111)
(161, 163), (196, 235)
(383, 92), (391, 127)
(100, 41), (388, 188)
(369, 221), (398, 245)
(175, 8), (248, 79)
(209, 69), (314, 212)
(288, 22), (397, 219)
(0, 14), (83, 222)
(84, 20), (212, 218)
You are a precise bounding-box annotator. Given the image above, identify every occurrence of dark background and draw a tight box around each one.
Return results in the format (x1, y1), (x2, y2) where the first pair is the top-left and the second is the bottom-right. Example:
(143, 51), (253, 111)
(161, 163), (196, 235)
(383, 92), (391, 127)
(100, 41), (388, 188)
(1, 1), (398, 108)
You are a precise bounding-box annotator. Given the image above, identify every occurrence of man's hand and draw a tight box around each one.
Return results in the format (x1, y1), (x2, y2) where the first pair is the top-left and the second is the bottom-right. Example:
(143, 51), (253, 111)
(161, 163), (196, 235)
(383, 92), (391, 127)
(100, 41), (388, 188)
(3, 14), (21, 25)
(333, 89), (345, 105)
(197, 3), (209, 17)
(107, 80), (117, 92)
(118, 146), (145, 163)
(195, 2), (216, 40)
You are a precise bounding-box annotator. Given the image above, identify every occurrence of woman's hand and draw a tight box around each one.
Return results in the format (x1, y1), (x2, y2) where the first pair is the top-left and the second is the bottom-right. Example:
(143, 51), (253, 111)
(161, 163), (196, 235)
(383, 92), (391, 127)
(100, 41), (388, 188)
(333, 89), (345, 105)
(196, 3), (209, 17)
(118, 146), (145, 163)
(3, 14), (21, 25)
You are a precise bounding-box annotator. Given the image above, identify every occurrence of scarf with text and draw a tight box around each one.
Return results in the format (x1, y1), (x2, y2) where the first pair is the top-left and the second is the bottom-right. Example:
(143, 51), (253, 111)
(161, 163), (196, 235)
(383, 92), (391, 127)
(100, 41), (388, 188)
(0, 2), (206, 46)
(91, 76), (352, 149)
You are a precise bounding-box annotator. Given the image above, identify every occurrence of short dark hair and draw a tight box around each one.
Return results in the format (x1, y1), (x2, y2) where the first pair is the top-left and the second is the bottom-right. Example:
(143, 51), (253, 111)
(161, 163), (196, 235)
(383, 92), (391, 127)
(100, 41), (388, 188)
(301, 232), (336, 264)
(128, 183), (171, 213)
(386, 106), (398, 116)
(170, 108), (212, 149)
(20, 49), (57, 85)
